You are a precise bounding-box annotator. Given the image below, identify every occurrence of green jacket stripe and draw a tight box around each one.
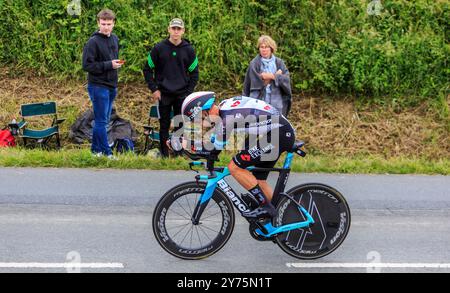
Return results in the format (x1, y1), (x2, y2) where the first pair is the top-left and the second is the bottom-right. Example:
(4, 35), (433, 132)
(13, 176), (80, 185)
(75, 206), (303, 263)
(188, 57), (198, 72)
(147, 54), (155, 69)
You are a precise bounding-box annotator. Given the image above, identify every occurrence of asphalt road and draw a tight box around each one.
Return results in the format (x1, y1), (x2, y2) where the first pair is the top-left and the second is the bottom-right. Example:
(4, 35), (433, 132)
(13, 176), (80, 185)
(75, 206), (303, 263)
(0, 167), (449, 273)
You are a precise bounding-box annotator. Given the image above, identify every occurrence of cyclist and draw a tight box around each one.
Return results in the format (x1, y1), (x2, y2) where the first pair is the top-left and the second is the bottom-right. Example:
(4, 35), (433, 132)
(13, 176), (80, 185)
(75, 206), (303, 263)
(171, 91), (296, 220)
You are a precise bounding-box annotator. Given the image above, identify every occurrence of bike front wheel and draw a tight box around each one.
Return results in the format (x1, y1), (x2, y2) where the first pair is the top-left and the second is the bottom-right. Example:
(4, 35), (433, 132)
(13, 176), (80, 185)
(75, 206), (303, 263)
(152, 181), (235, 260)
(274, 183), (351, 259)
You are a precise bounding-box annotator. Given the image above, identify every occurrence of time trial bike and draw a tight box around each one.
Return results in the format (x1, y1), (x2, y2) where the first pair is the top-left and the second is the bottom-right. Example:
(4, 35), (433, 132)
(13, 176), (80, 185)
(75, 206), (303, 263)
(152, 141), (351, 260)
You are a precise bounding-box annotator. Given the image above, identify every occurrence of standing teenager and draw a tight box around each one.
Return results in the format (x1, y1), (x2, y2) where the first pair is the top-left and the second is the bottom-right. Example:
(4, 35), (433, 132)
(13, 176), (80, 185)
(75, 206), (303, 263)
(143, 18), (199, 157)
(82, 9), (122, 158)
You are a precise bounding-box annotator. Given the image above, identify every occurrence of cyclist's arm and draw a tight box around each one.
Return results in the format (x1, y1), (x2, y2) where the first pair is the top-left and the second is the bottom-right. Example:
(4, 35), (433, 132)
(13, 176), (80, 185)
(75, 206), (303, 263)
(168, 133), (222, 158)
(210, 120), (233, 150)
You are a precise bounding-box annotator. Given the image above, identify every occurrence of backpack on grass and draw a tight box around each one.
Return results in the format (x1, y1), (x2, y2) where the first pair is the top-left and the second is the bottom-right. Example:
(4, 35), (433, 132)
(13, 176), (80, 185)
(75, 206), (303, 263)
(113, 137), (135, 153)
(0, 129), (16, 147)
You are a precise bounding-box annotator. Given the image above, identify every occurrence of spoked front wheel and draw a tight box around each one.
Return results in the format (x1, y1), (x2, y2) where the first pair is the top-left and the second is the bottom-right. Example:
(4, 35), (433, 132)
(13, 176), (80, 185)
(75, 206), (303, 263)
(274, 183), (351, 259)
(152, 182), (235, 260)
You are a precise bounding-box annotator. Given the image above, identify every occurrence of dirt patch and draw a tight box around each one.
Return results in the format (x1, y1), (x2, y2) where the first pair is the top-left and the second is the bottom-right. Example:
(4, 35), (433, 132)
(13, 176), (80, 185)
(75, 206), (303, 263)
(0, 69), (448, 159)
(289, 95), (449, 158)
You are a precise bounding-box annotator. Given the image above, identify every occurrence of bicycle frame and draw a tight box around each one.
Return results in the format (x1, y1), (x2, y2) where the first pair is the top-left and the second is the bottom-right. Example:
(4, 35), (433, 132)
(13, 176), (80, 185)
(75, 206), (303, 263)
(190, 152), (315, 238)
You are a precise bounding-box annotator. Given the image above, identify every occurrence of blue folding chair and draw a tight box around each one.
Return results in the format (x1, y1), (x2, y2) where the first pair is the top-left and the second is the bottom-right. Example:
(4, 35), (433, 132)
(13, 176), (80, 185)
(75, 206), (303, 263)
(143, 105), (173, 153)
(12, 101), (65, 149)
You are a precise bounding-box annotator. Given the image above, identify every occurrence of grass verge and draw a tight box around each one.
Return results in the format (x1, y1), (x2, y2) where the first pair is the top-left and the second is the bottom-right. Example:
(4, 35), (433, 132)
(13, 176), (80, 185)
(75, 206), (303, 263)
(0, 148), (448, 175)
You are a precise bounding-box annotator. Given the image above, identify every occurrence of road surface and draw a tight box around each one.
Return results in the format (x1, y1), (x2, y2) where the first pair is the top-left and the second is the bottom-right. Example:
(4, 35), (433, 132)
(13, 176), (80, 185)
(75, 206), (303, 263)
(0, 167), (449, 273)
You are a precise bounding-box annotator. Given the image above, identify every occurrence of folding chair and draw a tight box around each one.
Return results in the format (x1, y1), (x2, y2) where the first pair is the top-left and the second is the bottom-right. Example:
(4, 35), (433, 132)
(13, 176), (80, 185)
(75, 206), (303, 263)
(11, 101), (65, 149)
(143, 105), (173, 154)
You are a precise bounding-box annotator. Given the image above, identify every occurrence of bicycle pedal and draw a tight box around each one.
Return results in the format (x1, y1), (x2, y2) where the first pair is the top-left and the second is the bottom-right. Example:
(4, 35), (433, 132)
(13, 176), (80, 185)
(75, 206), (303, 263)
(249, 222), (274, 242)
(249, 220), (264, 231)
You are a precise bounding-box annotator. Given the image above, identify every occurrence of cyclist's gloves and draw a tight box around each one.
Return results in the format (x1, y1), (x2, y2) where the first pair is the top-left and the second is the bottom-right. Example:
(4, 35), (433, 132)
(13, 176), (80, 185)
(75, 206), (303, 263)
(169, 134), (222, 158)
(210, 133), (227, 150)
(168, 135), (184, 154)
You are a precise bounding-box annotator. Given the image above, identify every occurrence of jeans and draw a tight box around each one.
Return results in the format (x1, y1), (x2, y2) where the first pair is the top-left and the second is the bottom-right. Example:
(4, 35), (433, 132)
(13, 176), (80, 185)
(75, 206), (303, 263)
(87, 84), (117, 156)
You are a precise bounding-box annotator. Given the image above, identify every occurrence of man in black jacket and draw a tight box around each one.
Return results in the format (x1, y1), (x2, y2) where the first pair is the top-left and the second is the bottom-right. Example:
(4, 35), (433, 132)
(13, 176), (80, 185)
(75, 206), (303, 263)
(143, 18), (199, 157)
(82, 9), (122, 158)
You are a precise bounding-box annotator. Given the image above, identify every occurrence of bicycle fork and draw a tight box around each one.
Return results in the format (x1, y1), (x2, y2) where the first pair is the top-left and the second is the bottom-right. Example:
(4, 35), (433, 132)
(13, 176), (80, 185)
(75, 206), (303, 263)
(191, 176), (221, 225)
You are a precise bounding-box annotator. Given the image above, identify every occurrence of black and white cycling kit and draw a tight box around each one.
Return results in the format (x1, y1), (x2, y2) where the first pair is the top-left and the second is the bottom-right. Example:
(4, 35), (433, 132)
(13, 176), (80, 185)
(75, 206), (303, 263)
(213, 96), (295, 180)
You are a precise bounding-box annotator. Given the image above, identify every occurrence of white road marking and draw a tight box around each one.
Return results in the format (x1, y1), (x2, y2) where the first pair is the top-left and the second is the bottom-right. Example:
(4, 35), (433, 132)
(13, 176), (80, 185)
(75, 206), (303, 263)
(0, 263), (124, 269)
(286, 263), (450, 269)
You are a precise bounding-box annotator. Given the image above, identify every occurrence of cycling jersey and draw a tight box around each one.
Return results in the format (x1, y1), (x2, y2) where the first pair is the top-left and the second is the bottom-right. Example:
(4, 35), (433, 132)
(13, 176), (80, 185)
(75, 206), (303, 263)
(213, 96), (290, 149)
(179, 96), (295, 179)
(212, 96), (296, 180)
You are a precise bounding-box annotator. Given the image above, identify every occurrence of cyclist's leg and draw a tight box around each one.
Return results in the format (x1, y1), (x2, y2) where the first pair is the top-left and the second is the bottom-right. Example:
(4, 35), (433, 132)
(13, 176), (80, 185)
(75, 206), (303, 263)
(228, 160), (257, 190)
(229, 149), (278, 218)
(244, 119), (296, 207)
(226, 161), (274, 200)
(252, 160), (278, 201)
(257, 180), (273, 201)
(228, 162), (274, 201)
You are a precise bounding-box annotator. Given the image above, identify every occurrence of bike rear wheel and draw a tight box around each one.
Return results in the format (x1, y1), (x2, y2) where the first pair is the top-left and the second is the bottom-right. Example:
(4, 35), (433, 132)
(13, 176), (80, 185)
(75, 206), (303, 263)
(274, 183), (351, 259)
(152, 181), (235, 260)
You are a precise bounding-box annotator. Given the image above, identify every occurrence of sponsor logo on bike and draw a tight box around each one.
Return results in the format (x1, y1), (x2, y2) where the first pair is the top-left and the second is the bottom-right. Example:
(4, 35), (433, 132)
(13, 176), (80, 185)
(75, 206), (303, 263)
(283, 173), (290, 187)
(275, 198), (290, 226)
(285, 245), (318, 255)
(173, 188), (202, 198)
(330, 212), (347, 245)
(158, 208), (170, 242)
(217, 180), (250, 212)
(310, 189), (339, 204)
(219, 201), (230, 235)
(178, 246), (214, 255)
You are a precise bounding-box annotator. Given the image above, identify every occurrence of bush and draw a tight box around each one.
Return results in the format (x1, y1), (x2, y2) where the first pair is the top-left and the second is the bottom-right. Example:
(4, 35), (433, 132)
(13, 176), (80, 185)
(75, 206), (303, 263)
(0, 0), (448, 103)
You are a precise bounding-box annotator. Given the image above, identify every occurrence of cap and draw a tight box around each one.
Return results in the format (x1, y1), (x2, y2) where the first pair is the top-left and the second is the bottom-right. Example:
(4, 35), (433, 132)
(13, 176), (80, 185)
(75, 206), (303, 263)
(169, 18), (184, 28)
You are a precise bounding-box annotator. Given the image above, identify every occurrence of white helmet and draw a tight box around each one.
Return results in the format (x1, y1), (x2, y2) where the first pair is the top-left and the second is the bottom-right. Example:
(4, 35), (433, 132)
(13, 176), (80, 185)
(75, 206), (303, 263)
(181, 91), (216, 121)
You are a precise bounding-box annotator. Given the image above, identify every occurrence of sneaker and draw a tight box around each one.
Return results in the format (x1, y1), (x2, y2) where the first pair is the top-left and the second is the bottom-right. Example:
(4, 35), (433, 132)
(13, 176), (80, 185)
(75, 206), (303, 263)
(92, 152), (103, 158)
(146, 149), (161, 159)
(242, 204), (277, 219)
(107, 154), (118, 161)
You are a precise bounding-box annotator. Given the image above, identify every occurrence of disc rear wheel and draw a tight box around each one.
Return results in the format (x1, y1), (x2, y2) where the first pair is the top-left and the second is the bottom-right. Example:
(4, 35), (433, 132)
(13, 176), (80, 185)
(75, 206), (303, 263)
(274, 183), (351, 259)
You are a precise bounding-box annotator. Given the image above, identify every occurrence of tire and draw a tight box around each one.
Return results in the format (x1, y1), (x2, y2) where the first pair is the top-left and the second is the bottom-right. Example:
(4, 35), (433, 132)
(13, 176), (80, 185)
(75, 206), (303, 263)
(152, 181), (235, 260)
(274, 183), (351, 259)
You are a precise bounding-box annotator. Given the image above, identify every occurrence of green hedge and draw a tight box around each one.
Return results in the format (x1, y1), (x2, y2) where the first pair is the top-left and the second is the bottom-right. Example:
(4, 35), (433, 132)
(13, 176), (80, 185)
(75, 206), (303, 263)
(0, 0), (448, 102)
